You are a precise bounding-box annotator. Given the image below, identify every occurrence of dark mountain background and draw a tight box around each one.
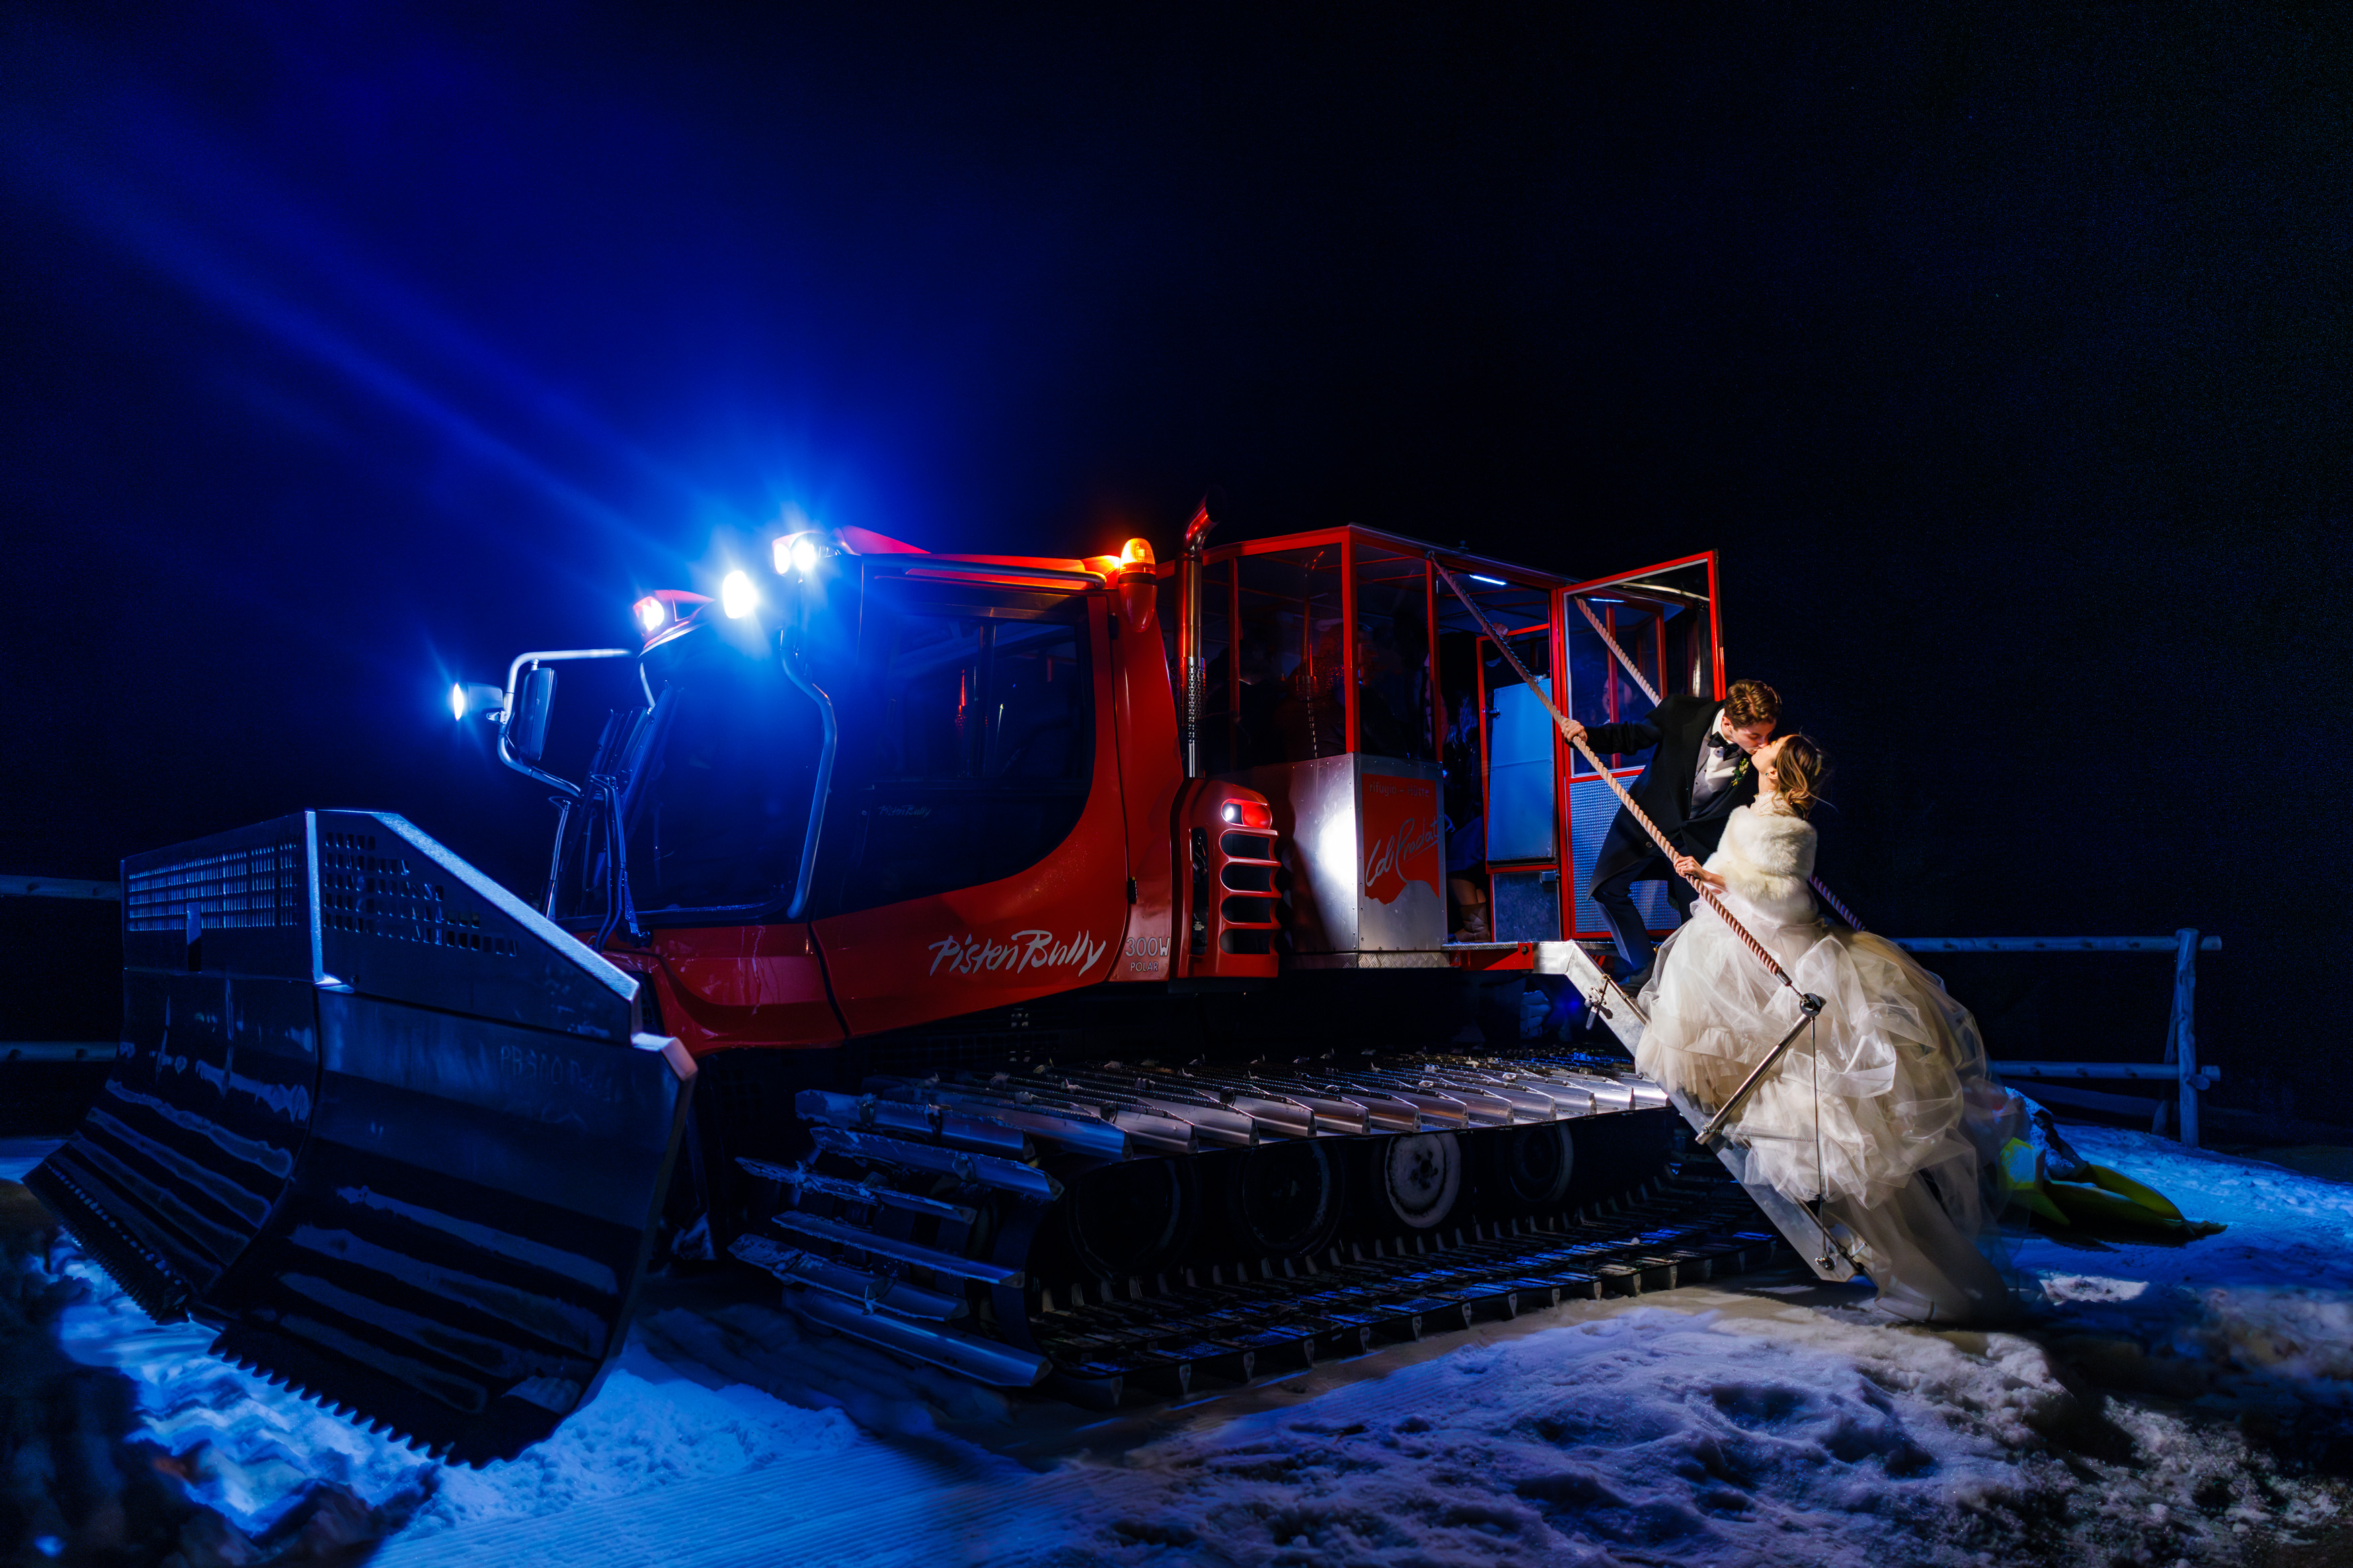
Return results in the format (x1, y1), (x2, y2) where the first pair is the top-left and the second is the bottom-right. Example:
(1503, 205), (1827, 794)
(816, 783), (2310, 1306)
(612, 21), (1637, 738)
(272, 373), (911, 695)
(5, 5), (2346, 1122)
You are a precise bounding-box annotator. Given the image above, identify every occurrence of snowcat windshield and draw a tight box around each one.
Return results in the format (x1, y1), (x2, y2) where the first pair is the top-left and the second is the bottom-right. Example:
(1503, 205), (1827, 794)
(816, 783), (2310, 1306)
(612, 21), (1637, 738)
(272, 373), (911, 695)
(553, 626), (824, 924)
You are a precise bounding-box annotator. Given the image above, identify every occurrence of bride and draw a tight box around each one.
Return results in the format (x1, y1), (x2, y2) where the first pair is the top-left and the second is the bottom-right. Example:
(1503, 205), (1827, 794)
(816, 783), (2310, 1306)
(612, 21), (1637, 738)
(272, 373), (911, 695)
(1636, 735), (2022, 1323)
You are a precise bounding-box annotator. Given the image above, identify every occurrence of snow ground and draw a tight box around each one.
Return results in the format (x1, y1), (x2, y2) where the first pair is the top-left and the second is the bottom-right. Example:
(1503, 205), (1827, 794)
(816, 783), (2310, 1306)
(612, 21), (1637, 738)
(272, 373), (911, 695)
(6, 1126), (2352, 1566)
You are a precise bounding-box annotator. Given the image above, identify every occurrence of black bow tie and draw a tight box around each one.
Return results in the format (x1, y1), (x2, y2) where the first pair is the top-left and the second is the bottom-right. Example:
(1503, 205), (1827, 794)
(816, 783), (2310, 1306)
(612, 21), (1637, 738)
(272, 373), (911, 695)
(1708, 736), (1744, 761)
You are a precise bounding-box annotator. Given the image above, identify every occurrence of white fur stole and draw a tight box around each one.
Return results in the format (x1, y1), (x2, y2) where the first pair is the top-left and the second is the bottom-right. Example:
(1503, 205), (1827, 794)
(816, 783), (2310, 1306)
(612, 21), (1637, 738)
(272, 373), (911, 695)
(1703, 802), (1818, 923)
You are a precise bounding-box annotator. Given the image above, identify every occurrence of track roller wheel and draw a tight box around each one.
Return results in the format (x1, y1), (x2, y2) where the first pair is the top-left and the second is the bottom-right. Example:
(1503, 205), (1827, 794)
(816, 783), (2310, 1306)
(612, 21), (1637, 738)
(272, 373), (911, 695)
(1380, 1132), (1463, 1230)
(1060, 1157), (1199, 1277)
(1222, 1139), (1345, 1257)
(1487, 1122), (1577, 1207)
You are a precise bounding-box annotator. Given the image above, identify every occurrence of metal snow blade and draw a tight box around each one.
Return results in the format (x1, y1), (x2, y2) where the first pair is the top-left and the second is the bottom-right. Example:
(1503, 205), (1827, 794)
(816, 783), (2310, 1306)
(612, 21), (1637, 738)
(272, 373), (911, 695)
(1533, 942), (1859, 1282)
(29, 811), (695, 1463)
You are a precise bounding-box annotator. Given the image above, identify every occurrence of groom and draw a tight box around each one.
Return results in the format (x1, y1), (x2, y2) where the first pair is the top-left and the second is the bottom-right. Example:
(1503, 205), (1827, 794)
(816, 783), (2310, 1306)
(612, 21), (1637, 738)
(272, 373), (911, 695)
(1562, 679), (1780, 991)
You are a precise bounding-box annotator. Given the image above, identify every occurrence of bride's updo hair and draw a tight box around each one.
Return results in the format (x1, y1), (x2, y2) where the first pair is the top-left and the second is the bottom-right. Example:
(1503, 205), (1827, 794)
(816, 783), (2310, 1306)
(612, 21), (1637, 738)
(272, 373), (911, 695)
(1769, 734), (1829, 817)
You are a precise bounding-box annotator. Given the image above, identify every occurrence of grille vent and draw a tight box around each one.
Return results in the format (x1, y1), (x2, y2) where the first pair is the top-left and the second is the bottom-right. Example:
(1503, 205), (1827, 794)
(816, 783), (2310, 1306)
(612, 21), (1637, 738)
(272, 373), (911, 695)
(126, 840), (302, 932)
(1568, 776), (1676, 937)
(320, 831), (517, 957)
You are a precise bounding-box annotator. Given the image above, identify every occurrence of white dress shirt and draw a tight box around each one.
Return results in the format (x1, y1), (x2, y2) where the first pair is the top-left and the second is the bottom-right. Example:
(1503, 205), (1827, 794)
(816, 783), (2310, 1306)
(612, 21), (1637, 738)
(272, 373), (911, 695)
(1688, 706), (1743, 814)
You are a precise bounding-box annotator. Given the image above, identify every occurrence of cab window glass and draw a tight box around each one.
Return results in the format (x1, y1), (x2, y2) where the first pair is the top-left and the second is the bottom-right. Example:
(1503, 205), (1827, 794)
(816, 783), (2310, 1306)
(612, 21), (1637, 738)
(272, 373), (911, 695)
(815, 575), (1093, 915)
(552, 630), (822, 923)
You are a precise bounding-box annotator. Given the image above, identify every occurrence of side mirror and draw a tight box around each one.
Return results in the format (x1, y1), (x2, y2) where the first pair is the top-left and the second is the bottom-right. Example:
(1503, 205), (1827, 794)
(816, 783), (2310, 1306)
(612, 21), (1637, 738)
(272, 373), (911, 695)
(510, 665), (557, 764)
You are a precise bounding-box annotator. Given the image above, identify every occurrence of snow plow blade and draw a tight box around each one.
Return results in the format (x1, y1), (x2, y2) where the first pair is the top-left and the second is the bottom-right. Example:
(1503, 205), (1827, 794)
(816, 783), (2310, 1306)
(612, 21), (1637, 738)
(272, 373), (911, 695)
(28, 811), (694, 1463)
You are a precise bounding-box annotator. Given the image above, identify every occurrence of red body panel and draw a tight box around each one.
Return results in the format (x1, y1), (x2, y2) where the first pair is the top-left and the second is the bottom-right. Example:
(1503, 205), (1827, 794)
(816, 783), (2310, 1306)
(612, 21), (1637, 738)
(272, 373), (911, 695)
(1360, 772), (1444, 910)
(811, 597), (1132, 1034)
(1445, 942), (1539, 971)
(602, 926), (844, 1057)
(1111, 567), (1181, 981)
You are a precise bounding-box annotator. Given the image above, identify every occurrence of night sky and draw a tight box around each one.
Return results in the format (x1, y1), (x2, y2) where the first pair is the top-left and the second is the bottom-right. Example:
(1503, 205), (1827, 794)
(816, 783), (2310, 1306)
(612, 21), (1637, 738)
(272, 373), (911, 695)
(5, 7), (2347, 1121)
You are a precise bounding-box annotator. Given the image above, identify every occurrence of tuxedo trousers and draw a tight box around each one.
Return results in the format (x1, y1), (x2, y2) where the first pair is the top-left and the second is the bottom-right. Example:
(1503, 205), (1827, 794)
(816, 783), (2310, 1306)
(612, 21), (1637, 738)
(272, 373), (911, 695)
(1587, 811), (1710, 970)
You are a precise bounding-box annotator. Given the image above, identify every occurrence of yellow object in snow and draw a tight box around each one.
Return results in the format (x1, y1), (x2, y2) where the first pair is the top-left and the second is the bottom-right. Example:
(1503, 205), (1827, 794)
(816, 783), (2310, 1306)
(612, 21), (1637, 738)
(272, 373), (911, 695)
(1997, 1139), (2071, 1225)
(1997, 1144), (2223, 1237)
(2045, 1164), (2224, 1235)
(2083, 1164), (2184, 1224)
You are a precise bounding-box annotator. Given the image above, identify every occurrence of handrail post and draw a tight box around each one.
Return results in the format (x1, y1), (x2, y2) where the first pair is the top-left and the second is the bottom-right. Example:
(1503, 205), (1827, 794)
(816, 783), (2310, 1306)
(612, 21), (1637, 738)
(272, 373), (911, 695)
(2173, 926), (2200, 1149)
(1178, 501), (1216, 780)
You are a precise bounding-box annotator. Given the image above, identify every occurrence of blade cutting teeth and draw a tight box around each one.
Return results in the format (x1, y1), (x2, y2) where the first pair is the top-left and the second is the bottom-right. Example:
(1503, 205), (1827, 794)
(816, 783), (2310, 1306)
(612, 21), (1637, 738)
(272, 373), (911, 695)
(26, 1163), (192, 1323)
(204, 1319), (555, 1467)
(202, 1331), (436, 1456)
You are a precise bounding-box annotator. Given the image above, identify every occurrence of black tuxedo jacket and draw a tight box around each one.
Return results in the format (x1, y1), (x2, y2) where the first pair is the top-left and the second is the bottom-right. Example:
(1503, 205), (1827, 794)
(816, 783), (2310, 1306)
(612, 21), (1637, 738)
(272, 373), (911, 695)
(1583, 695), (1758, 868)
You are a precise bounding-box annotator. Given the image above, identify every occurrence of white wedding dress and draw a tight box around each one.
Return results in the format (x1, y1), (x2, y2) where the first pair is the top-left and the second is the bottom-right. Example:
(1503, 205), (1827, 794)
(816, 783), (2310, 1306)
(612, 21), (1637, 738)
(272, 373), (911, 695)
(1636, 799), (2022, 1323)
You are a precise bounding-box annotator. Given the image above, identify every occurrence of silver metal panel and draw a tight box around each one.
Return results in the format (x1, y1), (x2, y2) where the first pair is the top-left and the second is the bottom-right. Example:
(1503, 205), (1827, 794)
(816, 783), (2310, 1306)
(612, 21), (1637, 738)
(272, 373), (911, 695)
(1239, 755), (1360, 954)
(120, 812), (315, 981)
(315, 811), (639, 1043)
(1238, 755), (1445, 959)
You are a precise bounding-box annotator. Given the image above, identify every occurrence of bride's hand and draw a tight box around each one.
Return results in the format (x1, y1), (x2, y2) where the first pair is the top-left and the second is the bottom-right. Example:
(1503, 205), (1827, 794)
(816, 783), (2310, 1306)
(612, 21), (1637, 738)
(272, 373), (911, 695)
(1674, 854), (1726, 891)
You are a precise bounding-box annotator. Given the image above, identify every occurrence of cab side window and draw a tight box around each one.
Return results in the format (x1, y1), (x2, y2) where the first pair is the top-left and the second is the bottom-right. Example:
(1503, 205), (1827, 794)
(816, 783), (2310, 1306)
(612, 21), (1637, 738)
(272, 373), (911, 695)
(815, 575), (1093, 915)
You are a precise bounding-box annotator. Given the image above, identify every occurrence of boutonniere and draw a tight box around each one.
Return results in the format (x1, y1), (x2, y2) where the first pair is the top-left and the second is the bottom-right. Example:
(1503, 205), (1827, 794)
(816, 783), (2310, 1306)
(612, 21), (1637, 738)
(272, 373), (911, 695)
(1731, 756), (1752, 785)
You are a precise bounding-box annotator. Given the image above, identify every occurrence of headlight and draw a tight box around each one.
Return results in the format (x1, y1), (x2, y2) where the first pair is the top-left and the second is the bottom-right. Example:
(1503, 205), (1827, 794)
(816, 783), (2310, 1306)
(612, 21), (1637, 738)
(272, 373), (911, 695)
(721, 569), (758, 620)
(1219, 798), (1273, 829)
(773, 529), (840, 575)
(451, 682), (506, 721)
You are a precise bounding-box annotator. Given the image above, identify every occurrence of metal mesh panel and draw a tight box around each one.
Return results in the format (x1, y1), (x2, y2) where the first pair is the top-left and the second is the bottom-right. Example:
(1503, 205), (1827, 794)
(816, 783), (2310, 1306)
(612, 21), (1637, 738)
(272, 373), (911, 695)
(1568, 775), (1676, 938)
(318, 828), (518, 957)
(125, 839), (303, 931)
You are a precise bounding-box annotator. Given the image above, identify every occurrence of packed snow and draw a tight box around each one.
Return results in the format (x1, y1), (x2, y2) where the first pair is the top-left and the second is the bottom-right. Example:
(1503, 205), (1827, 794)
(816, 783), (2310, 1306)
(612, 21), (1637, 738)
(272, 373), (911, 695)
(5, 1124), (2350, 1565)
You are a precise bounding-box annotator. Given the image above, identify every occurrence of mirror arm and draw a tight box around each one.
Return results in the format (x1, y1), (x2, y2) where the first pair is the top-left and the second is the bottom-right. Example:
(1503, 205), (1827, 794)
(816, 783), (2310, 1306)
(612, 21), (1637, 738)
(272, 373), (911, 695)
(500, 646), (637, 709)
(491, 647), (635, 799)
(498, 723), (584, 800)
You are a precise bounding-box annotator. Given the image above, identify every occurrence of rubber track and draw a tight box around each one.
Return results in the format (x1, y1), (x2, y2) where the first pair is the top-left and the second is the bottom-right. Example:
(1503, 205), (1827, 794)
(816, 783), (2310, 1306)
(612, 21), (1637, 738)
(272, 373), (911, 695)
(1031, 1159), (1780, 1395)
(757, 1050), (1777, 1395)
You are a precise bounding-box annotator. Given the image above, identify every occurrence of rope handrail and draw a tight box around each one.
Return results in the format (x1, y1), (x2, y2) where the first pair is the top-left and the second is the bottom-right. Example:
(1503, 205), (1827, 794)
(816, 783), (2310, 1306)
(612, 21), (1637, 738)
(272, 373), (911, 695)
(1569, 592), (1864, 932)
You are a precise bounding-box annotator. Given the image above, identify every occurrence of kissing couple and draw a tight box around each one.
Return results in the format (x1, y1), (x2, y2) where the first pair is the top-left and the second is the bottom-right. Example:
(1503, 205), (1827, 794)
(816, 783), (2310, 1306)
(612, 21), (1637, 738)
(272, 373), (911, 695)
(1564, 682), (2020, 1324)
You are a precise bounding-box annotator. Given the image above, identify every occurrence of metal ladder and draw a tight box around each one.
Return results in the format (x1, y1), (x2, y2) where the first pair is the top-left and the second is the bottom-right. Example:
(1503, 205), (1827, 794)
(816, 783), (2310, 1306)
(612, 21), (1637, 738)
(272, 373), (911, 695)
(1533, 940), (1859, 1283)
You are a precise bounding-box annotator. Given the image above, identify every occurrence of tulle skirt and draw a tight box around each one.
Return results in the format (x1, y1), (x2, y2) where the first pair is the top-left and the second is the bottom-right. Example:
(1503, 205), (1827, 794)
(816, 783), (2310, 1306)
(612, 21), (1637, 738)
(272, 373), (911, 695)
(1636, 897), (2022, 1322)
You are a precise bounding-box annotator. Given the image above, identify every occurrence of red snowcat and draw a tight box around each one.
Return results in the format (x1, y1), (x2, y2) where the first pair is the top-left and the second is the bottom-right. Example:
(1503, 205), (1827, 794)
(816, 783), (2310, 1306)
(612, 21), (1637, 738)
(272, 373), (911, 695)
(32, 510), (1827, 1462)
